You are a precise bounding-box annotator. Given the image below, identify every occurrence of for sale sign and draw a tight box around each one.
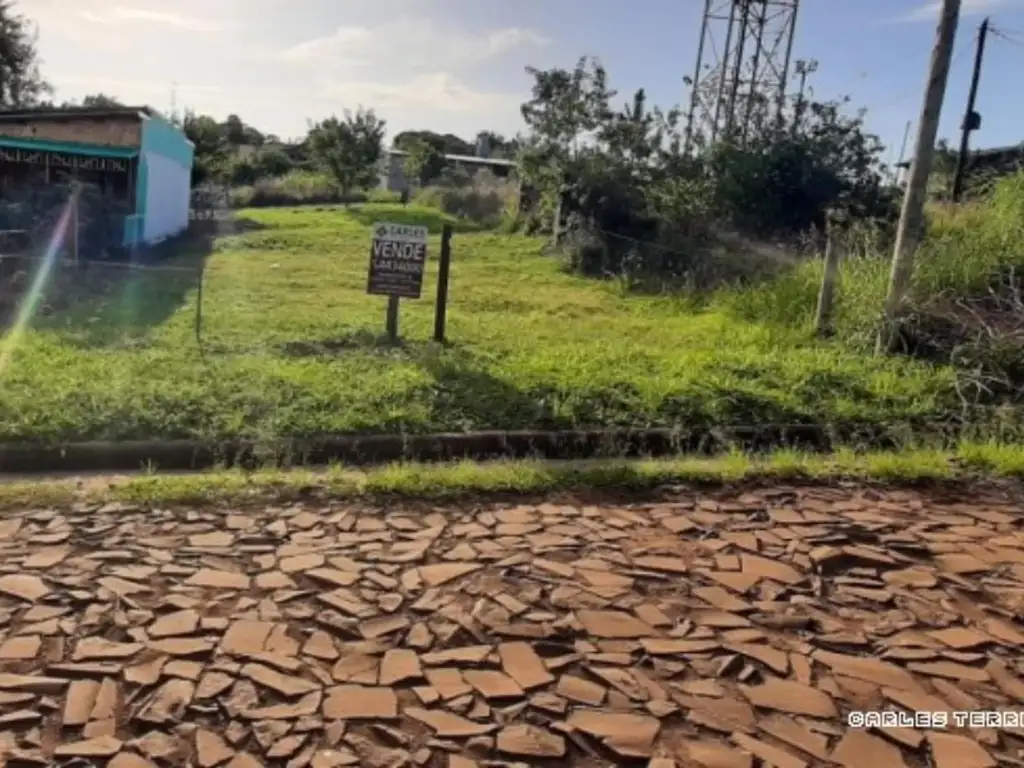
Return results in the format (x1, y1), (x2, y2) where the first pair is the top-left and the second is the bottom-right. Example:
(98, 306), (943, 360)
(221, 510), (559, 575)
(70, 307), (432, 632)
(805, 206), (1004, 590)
(367, 222), (429, 299)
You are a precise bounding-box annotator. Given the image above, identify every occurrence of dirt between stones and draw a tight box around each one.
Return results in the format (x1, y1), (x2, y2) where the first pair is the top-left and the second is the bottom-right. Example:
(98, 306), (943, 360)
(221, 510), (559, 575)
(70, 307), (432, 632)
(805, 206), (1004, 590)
(0, 484), (1021, 767)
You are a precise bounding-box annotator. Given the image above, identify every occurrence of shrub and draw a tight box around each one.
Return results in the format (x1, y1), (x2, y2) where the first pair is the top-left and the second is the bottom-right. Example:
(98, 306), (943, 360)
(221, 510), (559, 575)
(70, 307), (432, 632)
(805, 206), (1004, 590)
(227, 171), (401, 208)
(413, 170), (520, 228)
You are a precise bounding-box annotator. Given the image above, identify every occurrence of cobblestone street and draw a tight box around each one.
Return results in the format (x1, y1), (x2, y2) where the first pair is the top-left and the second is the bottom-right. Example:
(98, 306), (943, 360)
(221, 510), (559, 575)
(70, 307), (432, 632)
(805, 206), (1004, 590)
(0, 484), (1022, 766)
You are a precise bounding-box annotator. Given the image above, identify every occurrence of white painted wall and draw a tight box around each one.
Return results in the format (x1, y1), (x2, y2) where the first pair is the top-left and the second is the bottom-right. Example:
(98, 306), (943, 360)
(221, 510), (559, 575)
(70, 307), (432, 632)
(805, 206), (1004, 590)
(142, 151), (191, 242)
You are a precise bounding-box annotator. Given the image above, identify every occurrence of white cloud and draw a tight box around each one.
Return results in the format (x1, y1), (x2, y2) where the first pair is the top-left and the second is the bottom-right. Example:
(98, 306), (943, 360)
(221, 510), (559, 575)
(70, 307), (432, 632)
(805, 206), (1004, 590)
(281, 17), (550, 73)
(317, 73), (520, 114)
(278, 15), (547, 129)
(27, 1), (543, 139)
(51, 75), (223, 96)
(887, 0), (1020, 23)
(78, 7), (225, 32)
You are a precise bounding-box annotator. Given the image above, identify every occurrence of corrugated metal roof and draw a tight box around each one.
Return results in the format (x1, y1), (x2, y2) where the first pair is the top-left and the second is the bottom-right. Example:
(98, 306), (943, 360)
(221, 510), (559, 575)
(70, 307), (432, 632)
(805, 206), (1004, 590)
(972, 142), (1024, 158)
(386, 148), (517, 166)
(0, 106), (153, 123)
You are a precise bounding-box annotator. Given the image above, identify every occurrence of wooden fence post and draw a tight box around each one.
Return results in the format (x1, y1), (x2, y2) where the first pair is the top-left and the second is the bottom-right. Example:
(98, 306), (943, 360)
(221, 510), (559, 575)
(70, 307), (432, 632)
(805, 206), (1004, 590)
(385, 296), (400, 342)
(433, 224), (453, 343)
(815, 211), (844, 337)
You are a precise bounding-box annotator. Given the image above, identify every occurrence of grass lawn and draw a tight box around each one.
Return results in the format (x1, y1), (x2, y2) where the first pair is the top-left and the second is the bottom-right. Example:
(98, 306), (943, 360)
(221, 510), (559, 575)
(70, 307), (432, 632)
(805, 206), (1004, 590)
(0, 202), (977, 446)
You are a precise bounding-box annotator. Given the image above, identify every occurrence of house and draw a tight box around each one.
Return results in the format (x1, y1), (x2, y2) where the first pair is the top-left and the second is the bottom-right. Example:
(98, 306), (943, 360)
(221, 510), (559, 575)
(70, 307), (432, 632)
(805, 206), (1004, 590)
(379, 136), (517, 193)
(0, 105), (195, 247)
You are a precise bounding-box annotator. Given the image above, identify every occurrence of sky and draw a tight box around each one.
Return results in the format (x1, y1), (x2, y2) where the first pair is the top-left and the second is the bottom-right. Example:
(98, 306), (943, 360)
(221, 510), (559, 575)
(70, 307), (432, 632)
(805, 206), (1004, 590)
(21, 0), (1024, 162)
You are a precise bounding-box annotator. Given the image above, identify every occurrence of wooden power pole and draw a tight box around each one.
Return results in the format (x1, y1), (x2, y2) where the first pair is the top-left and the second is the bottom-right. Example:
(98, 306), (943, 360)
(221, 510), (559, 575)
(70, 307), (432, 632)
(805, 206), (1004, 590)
(877, 0), (962, 354)
(951, 17), (989, 202)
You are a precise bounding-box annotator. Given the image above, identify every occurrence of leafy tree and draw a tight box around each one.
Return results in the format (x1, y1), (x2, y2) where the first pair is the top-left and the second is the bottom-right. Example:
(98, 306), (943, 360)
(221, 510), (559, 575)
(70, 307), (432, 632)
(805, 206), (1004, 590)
(183, 110), (229, 185)
(222, 114), (246, 145)
(307, 108), (386, 197)
(404, 138), (445, 186)
(518, 54), (893, 284)
(0, 1), (50, 107)
(251, 146), (293, 178)
(393, 130), (471, 156)
(706, 96), (893, 234)
(80, 93), (122, 108)
(519, 56), (616, 232)
(183, 112), (224, 155)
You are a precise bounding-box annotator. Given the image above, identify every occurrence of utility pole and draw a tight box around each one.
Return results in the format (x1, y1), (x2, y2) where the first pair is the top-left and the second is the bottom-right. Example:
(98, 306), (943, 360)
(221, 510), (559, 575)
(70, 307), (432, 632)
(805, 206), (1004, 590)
(877, 0), (962, 354)
(951, 17), (989, 202)
(170, 82), (178, 123)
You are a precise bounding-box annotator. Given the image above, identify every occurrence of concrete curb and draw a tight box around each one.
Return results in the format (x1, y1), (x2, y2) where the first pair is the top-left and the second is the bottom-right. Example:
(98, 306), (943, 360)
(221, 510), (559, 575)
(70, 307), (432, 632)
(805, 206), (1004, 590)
(0, 425), (904, 475)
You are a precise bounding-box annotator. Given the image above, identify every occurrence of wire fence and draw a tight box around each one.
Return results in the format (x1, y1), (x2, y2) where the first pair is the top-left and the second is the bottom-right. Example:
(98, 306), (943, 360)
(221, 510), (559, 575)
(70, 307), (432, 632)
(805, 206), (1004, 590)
(0, 253), (204, 344)
(0, 211), (455, 356)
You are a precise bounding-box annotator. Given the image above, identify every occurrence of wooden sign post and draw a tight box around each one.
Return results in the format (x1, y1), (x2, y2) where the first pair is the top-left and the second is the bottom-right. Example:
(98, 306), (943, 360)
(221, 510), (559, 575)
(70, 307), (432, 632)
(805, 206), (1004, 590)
(366, 222), (429, 342)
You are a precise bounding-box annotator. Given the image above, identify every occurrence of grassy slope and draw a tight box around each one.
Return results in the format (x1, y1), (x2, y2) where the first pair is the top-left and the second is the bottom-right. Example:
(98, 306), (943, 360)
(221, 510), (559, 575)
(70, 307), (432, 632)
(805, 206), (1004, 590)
(0, 202), (978, 445)
(724, 173), (1024, 343)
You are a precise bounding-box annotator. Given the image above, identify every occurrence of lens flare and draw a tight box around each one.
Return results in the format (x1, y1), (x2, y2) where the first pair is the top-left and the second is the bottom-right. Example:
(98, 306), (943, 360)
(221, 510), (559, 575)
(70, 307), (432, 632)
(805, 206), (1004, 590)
(0, 191), (78, 379)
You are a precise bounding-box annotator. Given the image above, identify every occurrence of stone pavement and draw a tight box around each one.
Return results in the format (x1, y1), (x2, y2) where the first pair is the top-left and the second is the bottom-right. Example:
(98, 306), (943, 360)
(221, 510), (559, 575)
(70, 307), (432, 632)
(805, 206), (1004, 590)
(0, 486), (1023, 767)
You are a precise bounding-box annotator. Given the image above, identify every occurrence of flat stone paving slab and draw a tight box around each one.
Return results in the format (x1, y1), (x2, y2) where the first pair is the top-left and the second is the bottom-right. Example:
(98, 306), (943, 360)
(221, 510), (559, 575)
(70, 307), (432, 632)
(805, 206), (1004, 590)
(0, 485), (1022, 765)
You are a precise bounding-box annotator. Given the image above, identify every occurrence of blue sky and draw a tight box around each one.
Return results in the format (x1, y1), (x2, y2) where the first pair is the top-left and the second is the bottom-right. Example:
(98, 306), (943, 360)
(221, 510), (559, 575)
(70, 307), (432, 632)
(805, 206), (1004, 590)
(26, 0), (1024, 160)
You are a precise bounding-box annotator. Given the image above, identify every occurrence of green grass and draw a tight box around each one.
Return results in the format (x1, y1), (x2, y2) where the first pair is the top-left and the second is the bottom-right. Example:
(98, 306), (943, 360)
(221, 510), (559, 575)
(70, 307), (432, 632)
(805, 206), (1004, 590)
(2, 442), (1022, 509)
(721, 172), (1024, 341)
(0, 198), (1012, 447)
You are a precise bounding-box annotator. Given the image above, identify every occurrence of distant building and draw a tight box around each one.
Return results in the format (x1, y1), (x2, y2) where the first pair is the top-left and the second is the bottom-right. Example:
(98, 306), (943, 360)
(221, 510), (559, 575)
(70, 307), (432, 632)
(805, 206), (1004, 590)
(379, 146), (517, 194)
(968, 142), (1024, 176)
(0, 105), (195, 247)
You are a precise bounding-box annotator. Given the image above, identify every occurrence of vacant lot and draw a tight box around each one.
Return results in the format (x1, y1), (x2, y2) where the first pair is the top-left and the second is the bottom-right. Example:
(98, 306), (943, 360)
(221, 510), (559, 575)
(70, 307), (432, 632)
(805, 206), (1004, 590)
(0, 203), (969, 446)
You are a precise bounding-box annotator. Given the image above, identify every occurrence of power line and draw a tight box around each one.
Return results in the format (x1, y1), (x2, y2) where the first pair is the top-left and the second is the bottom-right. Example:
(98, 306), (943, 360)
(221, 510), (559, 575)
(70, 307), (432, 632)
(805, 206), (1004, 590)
(872, 47), (968, 111)
(990, 26), (1024, 50)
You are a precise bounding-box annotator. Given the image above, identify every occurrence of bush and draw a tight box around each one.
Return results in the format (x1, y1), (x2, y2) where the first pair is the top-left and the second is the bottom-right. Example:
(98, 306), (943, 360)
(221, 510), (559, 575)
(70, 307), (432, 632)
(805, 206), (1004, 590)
(413, 170), (520, 228)
(227, 172), (400, 208)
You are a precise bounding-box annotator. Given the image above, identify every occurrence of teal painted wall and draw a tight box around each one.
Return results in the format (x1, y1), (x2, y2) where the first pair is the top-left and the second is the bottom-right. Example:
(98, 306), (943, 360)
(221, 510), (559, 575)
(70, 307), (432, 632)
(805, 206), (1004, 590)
(139, 113), (194, 169)
(122, 215), (144, 246)
(127, 112), (195, 246)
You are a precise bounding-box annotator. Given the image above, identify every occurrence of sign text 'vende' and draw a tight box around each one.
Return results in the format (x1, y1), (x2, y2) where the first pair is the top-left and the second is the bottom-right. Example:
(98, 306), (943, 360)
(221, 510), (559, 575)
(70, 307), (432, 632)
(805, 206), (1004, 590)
(366, 222), (429, 299)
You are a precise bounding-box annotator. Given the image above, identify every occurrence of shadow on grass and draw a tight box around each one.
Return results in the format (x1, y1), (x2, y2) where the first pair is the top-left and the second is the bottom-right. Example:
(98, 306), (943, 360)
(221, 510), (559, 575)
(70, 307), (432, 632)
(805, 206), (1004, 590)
(279, 333), (563, 432)
(418, 348), (570, 433)
(8, 219), (266, 348)
(278, 329), (438, 360)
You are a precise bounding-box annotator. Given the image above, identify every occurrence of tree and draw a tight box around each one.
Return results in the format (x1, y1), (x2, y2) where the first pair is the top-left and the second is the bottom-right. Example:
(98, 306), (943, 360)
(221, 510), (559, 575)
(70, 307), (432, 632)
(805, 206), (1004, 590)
(519, 57), (616, 233)
(0, 1), (51, 107)
(183, 110), (229, 185)
(707, 96), (893, 234)
(222, 114), (247, 145)
(517, 54), (892, 284)
(307, 108), (386, 197)
(404, 137), (445, 187)
(251, 146), (293, 178)
(393, 130), (471, 156)
(80, 93), (122, 108)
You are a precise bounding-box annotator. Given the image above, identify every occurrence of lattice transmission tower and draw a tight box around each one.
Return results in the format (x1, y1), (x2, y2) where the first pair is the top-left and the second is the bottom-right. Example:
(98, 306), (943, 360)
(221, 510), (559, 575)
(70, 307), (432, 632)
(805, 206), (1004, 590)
(683, 0), (800, 151)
